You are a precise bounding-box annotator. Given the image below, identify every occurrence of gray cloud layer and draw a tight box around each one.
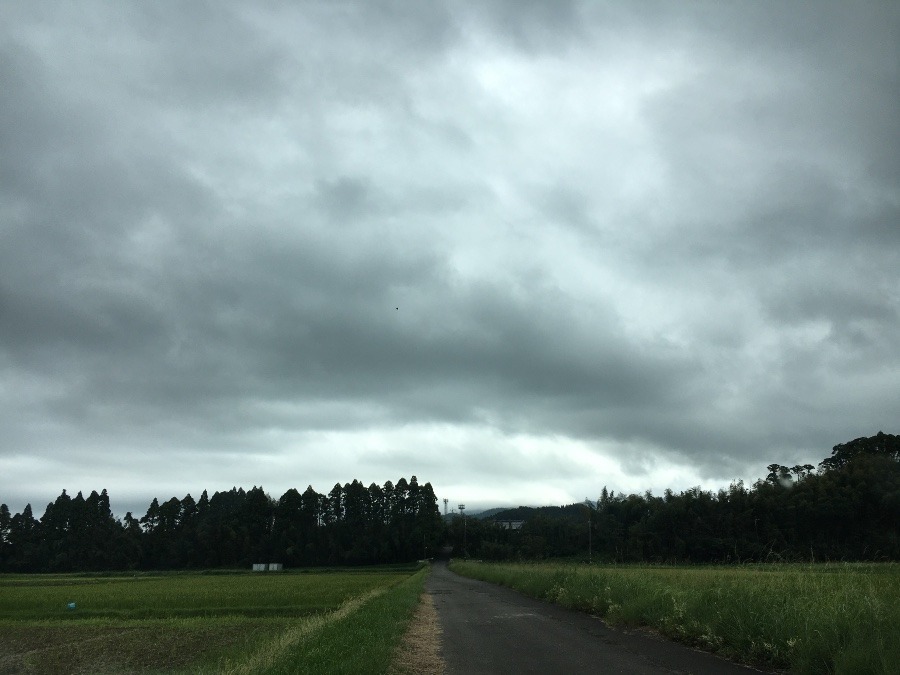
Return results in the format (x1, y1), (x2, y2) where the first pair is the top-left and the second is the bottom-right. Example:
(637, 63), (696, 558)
(2, 1), (898, 516)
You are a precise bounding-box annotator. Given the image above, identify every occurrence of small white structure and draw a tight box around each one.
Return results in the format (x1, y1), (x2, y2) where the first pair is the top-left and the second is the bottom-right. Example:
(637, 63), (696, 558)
(268, 563), (283, 572)
(498, 520), (525, 530)
(252, 563), (284, 572)
(252, 563), (267, 572)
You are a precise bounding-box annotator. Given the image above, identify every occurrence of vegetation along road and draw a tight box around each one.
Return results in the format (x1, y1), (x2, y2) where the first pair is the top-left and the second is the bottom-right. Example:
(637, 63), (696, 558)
(427, 560), (762, 675)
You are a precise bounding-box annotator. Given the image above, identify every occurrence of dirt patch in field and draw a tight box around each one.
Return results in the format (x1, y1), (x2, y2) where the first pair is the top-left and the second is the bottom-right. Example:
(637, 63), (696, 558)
(0, 623), (280, 674)
(390, 591), (445, 675)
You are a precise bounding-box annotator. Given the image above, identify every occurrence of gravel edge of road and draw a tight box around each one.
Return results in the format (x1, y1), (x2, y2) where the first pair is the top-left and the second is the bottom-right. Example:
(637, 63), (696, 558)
(389, 590), (445, 675)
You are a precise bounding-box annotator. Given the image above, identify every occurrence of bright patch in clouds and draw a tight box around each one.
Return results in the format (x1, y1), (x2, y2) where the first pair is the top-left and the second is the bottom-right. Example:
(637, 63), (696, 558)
(1, 1), (897, 518)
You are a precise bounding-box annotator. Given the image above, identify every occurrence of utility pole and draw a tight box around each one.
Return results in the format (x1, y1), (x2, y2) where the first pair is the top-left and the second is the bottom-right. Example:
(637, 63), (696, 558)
(588, 508), (592, 563)
(583, 501), (593, 563)
(458, 504), (466, 557)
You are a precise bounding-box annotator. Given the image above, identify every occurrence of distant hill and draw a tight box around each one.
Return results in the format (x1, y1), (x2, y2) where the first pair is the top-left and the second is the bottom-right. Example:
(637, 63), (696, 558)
(443, 504), (592, 523)
(470, 508), (509, 519)
(442, 507), (511, 522)
(488, 506), (535, 521)
(490, 504), (593, 522)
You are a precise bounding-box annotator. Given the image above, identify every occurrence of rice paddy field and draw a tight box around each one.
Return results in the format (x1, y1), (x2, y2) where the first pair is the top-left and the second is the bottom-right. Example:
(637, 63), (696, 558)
(451, 560), (900, 674)
(0, 566), (426, 674)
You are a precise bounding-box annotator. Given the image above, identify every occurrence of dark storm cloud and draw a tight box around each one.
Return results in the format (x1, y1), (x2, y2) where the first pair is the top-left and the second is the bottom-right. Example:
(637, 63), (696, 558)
(126, 2), (292, 107)
(470, 0), (586, 52)
(1, 1), (898, 514)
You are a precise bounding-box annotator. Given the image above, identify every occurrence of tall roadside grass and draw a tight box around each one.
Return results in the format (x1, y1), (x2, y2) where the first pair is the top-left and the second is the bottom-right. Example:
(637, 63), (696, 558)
(451, 561), (899, 674)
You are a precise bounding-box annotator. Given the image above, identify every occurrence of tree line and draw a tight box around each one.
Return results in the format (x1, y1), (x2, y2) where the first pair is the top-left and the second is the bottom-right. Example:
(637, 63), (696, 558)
(450, 432), (900, 562)
(3, 434), (897, 571)
(0, 476), (443, 572)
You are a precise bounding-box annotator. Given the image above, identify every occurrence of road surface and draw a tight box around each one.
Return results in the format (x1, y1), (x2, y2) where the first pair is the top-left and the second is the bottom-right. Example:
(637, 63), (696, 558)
(427, 560), (765, 675)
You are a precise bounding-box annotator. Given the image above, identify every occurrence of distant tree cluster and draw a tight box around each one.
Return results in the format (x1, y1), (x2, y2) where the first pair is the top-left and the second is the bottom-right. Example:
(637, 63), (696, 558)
(0, 476), (442, 572)
(451, 432), (900, 562)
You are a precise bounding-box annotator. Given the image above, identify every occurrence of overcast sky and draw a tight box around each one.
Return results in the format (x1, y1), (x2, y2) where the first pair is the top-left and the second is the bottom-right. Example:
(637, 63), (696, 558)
(2, 1), (898, 519)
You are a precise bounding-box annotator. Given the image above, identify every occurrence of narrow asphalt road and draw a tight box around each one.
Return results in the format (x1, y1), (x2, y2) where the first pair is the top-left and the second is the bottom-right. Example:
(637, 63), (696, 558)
(427, 561), (765, 675)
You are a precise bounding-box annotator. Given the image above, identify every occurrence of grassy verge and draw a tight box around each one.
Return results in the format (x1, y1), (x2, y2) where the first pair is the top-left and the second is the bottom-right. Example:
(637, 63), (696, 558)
(228, 567), (428, 675)
(450, 561), (900, 674)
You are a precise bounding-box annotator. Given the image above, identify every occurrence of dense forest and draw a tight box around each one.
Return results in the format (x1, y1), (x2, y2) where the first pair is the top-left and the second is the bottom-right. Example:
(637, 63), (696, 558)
(2, 434), (898, 571)
(450, 432), (900, 562)
(0, 476), (443, 572)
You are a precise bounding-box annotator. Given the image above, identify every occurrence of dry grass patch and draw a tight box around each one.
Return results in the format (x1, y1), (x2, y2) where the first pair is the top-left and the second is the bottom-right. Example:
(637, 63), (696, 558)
(0, 622), (280, 675)
(389, 591), (444, 675)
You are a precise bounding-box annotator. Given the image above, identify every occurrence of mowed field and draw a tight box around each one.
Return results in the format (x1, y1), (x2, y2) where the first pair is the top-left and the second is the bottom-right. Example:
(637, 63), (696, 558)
(0, 566), (426, 674)
(451, 560), (900, 674)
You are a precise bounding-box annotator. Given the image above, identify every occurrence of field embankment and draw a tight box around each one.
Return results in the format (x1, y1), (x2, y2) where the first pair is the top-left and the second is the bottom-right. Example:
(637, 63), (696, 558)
(450, 560), (899, 674)
(0, 566), (427, 674)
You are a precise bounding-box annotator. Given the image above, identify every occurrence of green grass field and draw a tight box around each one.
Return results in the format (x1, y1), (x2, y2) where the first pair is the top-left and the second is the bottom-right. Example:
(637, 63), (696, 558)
(451, 560), (900, 674)
(0, 566), (426, 674)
